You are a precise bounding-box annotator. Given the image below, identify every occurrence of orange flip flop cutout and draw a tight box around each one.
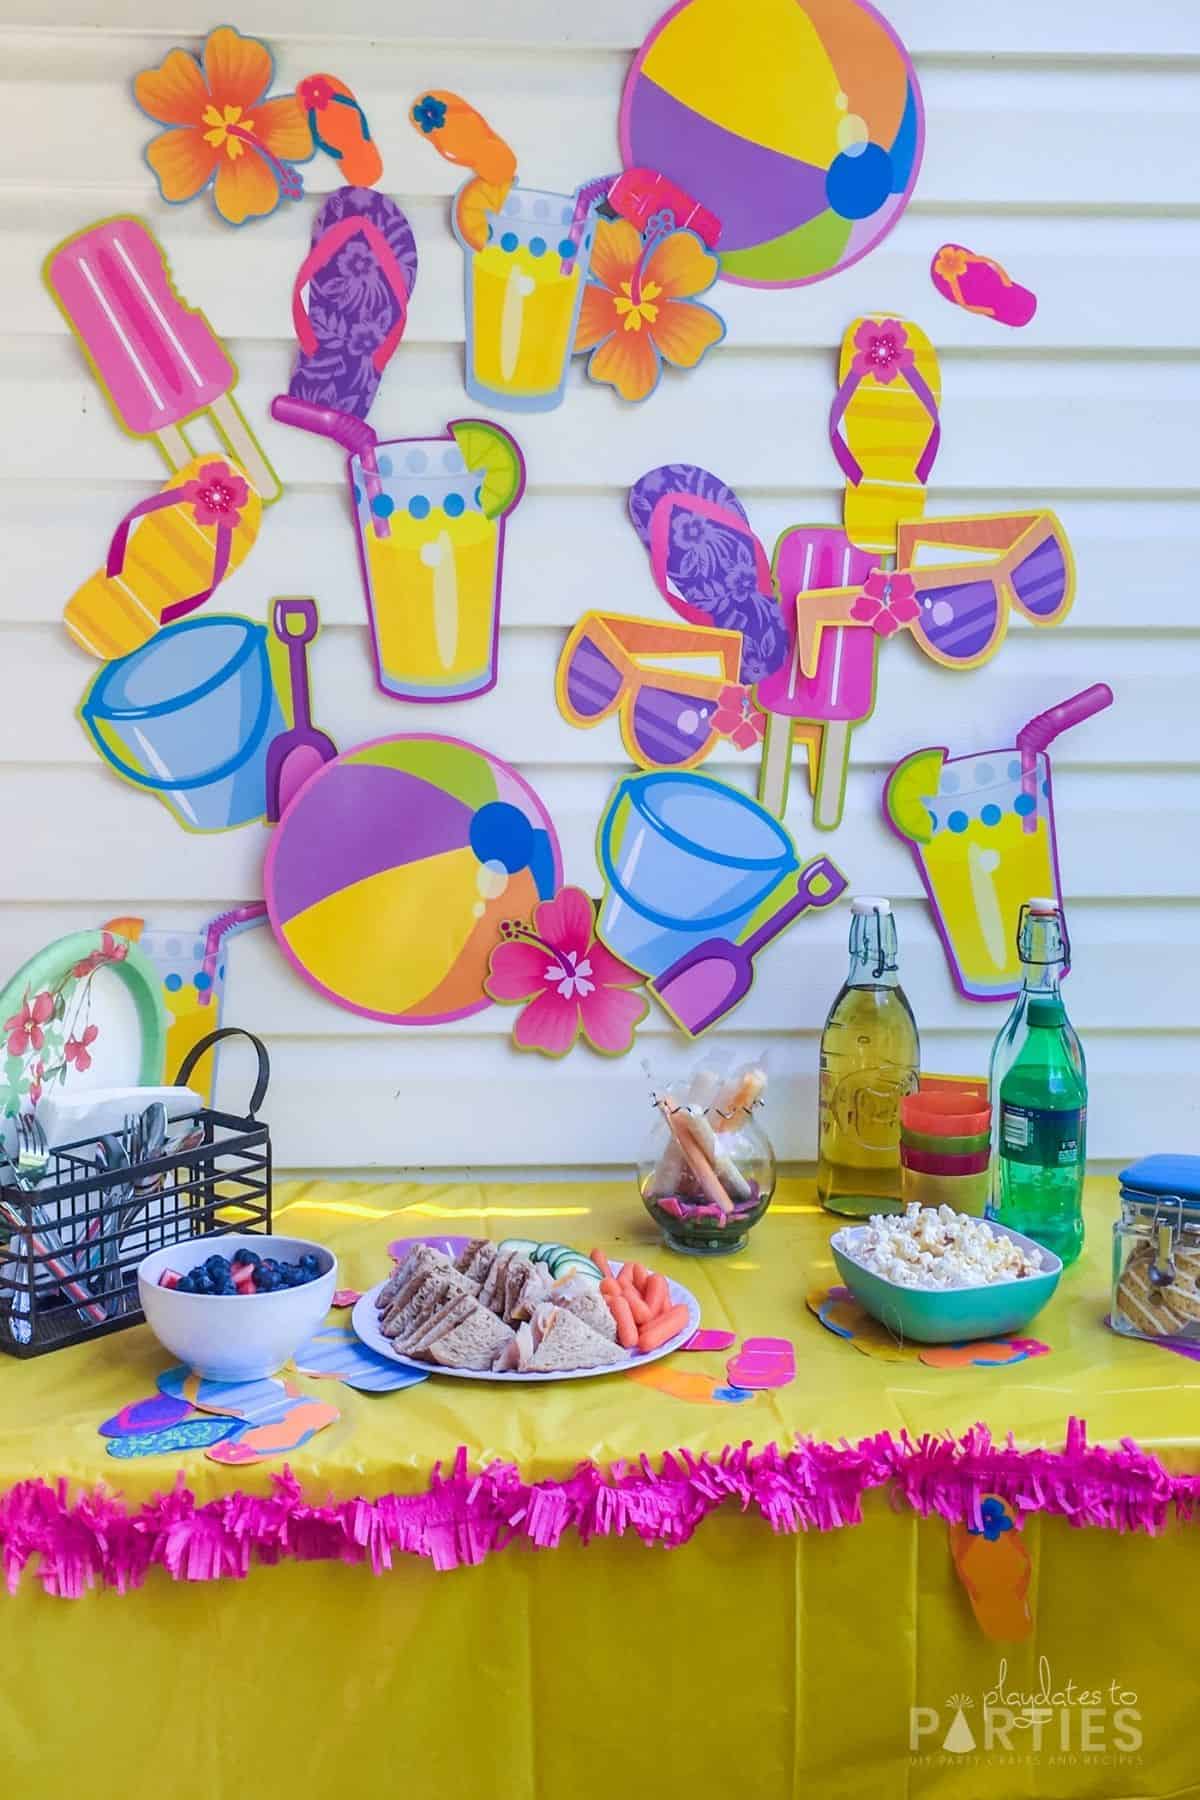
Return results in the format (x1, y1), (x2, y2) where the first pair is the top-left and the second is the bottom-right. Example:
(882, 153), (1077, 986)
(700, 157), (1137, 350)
(922, 1338), (1049, 1370)
(409, 91), (516, 250)
(299, 75), (382, 187)
(949, 1497), (1033, 1641)
(628, 1365), (755, 1406)
(206, 1396), (340, 1465)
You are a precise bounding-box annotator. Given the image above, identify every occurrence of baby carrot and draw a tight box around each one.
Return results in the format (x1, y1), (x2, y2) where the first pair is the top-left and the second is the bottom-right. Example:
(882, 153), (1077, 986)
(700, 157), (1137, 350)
(600, 1276), (622, 1303)
(623, 1287), (652, 1326)
(627, 1263), (650, 1293)
(590, 1248), (615, 1280)
(610, 1294), (639, 1349)
(644, 1272), (669, 1316)
(638, 1303), (689, 1353)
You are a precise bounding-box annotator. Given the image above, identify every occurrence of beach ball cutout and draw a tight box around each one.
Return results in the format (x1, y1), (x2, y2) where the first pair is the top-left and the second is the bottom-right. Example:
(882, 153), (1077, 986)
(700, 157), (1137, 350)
(264, 735), (561, 1025)
(619, 0), (924, 287)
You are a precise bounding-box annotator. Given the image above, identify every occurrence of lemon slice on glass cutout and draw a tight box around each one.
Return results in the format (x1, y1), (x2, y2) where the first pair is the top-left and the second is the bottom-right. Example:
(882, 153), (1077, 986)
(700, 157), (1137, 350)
(451, 419), (525, 520)
(884, 747), (946, 845)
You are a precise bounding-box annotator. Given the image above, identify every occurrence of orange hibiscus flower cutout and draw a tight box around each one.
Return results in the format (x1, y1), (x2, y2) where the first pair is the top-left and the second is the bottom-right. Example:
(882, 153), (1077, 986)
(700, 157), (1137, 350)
(574, 219), (725, 403)
(134, 26), (314, 226)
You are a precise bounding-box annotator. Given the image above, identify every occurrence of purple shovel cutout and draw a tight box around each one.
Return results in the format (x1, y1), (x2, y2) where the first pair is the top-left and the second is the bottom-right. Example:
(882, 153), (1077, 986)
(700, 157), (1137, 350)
(265, 598), (338, 822)
(651, 854), (848, 1037)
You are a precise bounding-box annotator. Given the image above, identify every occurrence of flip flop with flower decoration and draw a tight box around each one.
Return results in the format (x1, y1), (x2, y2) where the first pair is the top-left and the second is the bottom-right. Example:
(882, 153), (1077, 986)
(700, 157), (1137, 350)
(931, 244), (1037, 328)
(299, 74), (382, 187)
(134, 26), (314, 226)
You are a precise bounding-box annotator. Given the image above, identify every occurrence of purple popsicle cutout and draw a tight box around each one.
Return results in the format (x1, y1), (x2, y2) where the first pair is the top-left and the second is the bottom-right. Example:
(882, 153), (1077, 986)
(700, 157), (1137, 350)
(651, 854), (848, 1036)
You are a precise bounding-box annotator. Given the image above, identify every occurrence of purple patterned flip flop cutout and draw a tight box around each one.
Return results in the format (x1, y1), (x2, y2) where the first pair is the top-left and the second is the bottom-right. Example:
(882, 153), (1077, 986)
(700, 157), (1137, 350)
(288, 186), (419, 421)
(99, 1393), (195, 1438)
(628, 465), (786, 682)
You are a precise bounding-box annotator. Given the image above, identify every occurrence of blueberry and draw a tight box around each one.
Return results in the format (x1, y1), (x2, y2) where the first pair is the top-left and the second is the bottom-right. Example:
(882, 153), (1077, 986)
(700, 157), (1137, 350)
(205, 1256), (230, 1279)
(191, 1273), (212, 1295)
(232, 1249), (261, 1268)
(299, 1254), (318, 1271)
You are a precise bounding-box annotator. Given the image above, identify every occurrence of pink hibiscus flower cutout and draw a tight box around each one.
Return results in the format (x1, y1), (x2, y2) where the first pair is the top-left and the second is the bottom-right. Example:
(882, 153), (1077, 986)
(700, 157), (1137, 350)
(72, 929), (129, 979)
(64, 1024), (100, 1073)
(485, 886), (649, 1058)
(851, 318), (914, 384)
(5, 990), (54, 1057)
(849, 569), (920, 638)
(711, 683), (766, 751)
(182, 462), (249, 529)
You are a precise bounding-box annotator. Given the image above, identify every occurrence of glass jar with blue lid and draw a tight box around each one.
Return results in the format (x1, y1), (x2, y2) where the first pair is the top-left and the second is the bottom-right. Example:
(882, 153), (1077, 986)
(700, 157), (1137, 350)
(1111, 1156), (1200, 1343)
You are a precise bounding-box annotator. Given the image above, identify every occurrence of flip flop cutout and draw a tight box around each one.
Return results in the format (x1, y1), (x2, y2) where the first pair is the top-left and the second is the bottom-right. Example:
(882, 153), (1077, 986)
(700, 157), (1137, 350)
(107, 1417), (241, 1458)
(99, 1393), (196, 1438)
(931, 245), (1037, 329)
(831, 316), (941, 556)
(683, 1328), (737, 1352)
(292, 1325), (430, 1392)
(286, 187), (418, 421)
(64, 456), (263, 660)
(158, 1365), (298, 1425)
(808, 1288), (1050, 1367)
(627, 464), (787, 683)
(726, 1336), (795, 1390)
(949, 1497), (1034, 1641)
(206, 1396), (339, 1465)
(299, 75), (382, 187)
(627, 1365), (755, 1406)
(332, 1288), (362, 1309)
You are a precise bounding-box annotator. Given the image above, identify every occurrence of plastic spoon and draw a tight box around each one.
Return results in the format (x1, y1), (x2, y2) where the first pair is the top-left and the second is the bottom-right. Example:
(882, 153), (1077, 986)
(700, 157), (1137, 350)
(1015, 683), (1113, 833)
(265, 598), (338, 822)
(650, 855), (848, 1036)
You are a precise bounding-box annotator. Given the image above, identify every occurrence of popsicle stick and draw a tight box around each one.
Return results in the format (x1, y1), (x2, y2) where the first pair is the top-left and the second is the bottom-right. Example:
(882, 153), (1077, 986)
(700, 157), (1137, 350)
(209, 394), (281, 502)
(813, 721), (852, 830)
(153, 424), (192, 472)
(757, 713), (793, 819)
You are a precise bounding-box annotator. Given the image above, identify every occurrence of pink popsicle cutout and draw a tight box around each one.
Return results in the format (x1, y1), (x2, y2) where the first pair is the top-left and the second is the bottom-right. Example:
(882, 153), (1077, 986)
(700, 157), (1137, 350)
(47, 218), (232, 437)
(757, 527), (880, 825)
(930, 244), (1037, 328)
(726, 1336), (795, 1390)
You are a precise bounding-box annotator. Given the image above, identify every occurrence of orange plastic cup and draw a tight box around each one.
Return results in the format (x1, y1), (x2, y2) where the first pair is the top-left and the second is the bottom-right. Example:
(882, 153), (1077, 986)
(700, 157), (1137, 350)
(899, 1091), (991, 1137)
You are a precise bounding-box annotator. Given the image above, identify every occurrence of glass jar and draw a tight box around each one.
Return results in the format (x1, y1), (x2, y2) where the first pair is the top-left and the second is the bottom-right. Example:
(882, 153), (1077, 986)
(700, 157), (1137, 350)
(1111, 1156), (1200, 1343)
(638, 1102), (776, 1256)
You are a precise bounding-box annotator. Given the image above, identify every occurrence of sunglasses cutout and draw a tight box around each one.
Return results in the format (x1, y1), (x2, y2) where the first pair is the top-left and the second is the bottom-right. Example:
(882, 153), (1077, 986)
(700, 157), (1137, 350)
(793, 511), (1075, 678)
(557, 611), (742, 772)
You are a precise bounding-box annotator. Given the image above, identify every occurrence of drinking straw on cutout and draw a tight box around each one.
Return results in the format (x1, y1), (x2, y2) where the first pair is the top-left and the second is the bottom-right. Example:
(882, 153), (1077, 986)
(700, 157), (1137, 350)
(1015, 684), (1114, 833)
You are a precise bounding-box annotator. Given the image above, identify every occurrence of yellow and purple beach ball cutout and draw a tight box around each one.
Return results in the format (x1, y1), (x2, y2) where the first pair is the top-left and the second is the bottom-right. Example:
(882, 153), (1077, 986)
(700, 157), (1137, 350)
(263, 735), (560, 1025)
(619, 0), (923, 287)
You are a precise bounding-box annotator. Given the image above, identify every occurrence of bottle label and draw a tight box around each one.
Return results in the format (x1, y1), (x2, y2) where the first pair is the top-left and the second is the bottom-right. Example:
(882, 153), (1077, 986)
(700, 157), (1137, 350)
(1000, 1103), (1086, 1168)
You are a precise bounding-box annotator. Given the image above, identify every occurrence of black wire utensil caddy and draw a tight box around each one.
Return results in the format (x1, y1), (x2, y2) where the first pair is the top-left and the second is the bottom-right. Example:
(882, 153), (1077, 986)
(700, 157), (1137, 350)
(0, 1029), (272, 1359)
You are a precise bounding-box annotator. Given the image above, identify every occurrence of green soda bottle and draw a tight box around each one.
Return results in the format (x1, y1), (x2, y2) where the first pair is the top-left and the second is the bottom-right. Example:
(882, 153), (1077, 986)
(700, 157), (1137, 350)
(818, 897), (920, 1217)
(994, 996), (1087, 1265)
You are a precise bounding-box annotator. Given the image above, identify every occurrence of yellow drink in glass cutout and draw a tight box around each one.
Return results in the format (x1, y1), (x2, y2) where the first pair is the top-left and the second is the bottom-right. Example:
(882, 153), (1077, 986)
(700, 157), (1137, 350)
(891, 749), (1057, 1000)
(461, 186), (594, 412)
(352, 439), (503, 701)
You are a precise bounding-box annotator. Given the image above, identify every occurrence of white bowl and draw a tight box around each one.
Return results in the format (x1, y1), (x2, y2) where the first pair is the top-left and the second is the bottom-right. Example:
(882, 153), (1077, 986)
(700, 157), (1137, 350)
(137, 1234), (337, 1380)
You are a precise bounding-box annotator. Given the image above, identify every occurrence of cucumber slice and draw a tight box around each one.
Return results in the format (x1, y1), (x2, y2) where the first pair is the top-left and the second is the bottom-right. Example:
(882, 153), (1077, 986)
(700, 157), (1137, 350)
(532, 1242), (564, 1265)
(498, 1237), (539, 1259)
(551, 1250), (602, 1281)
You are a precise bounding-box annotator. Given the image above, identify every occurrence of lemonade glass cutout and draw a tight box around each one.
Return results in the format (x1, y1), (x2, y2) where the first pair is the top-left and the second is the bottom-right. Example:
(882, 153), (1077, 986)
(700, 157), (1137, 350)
(892, 748), (1058, 999)
(461, 185), (594, 411)
(350, 423), (523, 702)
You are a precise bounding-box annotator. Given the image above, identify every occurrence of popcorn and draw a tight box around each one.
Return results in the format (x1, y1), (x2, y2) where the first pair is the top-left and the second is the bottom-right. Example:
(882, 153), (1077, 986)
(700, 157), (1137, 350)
(848, 1204), (1040, 1290)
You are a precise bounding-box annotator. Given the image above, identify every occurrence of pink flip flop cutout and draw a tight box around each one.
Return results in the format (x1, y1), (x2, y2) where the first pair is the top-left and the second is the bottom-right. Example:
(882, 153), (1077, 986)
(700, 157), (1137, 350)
(726, 1336), (795, 1390)
(930, 244), (1037, 328)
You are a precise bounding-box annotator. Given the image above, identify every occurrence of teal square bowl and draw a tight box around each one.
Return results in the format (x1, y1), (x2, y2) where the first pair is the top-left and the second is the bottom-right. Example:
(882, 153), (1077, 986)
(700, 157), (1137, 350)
(830, 1222), (1062, 1343)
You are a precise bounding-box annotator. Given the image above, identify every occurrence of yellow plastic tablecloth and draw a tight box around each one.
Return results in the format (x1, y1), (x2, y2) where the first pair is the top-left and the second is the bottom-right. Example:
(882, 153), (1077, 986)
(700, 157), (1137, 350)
(4, 1176), (1200, 1800)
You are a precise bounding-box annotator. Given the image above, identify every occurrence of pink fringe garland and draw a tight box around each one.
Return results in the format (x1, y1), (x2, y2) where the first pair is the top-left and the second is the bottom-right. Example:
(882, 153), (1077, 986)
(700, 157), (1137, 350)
(3, 1417), (1197, 1599)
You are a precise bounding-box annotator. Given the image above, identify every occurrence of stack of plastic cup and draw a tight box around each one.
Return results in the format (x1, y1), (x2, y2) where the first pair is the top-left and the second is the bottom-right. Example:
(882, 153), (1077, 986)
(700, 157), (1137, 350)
(899, 1092), (991, 1215)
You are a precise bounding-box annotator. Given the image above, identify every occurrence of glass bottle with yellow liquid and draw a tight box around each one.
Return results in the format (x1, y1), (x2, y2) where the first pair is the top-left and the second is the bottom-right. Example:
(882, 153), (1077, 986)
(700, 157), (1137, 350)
(818, 897), (919, 1216)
